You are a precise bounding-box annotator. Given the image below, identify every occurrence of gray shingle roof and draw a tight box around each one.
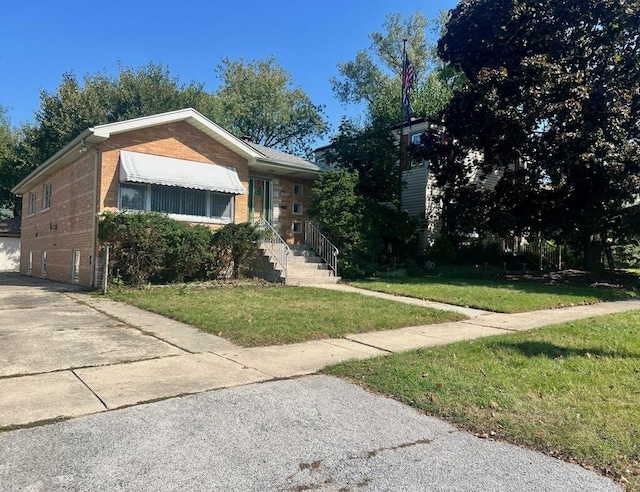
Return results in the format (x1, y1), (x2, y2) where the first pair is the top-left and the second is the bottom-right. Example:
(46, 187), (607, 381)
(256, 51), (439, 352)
(245, 141), (330, 172)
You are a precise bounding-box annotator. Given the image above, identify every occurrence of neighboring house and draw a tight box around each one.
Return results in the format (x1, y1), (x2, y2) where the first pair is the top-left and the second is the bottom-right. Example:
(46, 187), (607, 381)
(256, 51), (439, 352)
(398, 118), (497, 248)
(12, 108), (327, 287)
(314, 117), (499, 249)
(315, 119), (563, 270)
(0, 215), (21, 272)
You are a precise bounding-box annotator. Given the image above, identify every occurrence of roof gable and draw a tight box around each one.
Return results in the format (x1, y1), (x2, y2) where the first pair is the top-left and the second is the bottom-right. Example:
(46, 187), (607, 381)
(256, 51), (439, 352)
(91, 109), (262, 161)
(12, 108), (325, 195)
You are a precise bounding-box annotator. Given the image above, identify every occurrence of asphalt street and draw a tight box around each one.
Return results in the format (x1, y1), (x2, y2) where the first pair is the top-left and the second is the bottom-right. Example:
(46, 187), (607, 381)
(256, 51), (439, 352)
(0, 376), (621, 491)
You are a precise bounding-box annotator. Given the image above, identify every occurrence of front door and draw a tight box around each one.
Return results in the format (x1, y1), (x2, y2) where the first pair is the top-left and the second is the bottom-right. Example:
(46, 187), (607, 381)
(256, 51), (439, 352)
(248, 178), (272, 223)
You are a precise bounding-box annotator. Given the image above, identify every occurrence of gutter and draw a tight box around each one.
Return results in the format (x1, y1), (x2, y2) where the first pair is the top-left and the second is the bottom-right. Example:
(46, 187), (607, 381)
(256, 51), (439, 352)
(11, 129), (96, 195)
(253, 158), (326, 179)
(90, 148), (100, 287)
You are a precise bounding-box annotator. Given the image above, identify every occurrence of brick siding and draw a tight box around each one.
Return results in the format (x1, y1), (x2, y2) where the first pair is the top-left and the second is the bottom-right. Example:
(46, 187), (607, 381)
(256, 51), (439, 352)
(19, 151), (97, 284)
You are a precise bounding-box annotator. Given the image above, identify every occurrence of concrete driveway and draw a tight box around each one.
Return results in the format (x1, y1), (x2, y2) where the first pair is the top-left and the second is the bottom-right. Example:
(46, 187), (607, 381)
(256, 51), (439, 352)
(0, 273), (183, 378)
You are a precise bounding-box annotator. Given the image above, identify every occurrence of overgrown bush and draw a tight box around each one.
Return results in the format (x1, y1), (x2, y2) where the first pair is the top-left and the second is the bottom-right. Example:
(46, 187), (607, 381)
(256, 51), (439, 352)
(612, 241), (640, 269)
(455, 240), (502, 266)
(210, 222), (261, 279)
(99, 212), (179, 286)
(309, 169), (420, 278)
(99, 212), (260, 286)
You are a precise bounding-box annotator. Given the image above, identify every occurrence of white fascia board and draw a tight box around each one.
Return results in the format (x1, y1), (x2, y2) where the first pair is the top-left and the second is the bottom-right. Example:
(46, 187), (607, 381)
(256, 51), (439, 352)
(11, 129), (97, 195)
(91, 108), (262, 161)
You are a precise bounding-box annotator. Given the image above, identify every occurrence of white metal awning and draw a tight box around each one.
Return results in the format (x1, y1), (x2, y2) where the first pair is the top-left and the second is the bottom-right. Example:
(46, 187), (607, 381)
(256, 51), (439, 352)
(119, 150), (246, 195)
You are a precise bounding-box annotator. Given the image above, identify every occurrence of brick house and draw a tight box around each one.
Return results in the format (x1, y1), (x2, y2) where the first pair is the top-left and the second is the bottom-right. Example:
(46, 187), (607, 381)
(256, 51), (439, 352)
(12, 108), (327, 287)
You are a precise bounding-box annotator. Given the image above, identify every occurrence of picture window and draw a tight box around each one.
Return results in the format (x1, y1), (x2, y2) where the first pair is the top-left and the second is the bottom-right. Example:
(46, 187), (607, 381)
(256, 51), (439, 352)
(119, 183), (234, 222)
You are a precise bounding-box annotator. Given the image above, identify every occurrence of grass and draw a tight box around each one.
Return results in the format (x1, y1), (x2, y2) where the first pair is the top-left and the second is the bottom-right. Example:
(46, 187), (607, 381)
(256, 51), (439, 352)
(349, 269), (635, 313)
(108, 284), (464, 347)
(324, 311), (640, 490)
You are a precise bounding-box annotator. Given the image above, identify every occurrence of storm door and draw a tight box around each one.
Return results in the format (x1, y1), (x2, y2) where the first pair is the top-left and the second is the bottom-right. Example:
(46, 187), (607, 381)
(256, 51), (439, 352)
(248, 178), (272, 223)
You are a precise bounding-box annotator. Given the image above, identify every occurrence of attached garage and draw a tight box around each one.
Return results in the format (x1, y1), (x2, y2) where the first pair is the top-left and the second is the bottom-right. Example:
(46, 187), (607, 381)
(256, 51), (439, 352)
(0, 217), (20, 272)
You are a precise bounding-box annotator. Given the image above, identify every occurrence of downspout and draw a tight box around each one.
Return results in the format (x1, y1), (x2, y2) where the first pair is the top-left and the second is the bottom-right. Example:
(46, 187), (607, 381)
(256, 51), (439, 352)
(90, 148), (100, 287)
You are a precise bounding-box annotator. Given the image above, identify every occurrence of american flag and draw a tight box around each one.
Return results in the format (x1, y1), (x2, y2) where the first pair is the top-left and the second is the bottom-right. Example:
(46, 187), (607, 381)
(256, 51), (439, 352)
(402, 52), (415, 125)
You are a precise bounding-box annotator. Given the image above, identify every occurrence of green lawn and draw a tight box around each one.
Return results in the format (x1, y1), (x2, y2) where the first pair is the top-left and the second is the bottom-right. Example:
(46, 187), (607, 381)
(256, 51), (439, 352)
(324, 311), (640, 490)
(349, 273), (635, 313)
(108, 285), (464, 347)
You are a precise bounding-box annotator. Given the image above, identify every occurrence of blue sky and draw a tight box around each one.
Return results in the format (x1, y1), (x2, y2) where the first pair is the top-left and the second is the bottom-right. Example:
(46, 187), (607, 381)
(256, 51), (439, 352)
(0, 0), (457, 147)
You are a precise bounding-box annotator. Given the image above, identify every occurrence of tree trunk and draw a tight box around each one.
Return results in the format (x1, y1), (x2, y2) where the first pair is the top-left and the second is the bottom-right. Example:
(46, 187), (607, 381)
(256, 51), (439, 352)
(583, 236), (604, 271)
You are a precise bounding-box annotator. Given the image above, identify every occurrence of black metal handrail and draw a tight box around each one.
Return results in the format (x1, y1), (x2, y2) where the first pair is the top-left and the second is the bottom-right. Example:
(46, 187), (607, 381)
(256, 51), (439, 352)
(304, 222), (339, 276)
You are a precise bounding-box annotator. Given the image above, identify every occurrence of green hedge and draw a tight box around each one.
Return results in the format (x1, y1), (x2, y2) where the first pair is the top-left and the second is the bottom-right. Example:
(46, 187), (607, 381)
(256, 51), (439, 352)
(98, 212), (260, 286)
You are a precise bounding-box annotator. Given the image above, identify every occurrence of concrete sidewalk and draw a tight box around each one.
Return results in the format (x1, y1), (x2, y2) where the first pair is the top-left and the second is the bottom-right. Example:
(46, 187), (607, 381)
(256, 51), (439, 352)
(2, 283), (640, 429)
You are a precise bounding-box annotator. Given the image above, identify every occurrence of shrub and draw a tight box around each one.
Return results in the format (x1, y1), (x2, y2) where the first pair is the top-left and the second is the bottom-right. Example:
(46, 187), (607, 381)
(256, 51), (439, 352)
(98, 212), (260, 286)
(98, 212), (177, 286)
(210, 222), (261, 279)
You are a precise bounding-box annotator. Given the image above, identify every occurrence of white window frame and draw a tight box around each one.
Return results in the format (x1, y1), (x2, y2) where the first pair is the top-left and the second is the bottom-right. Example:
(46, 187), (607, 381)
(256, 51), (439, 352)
(71, 249), (80, 283)
(409, 132), (427, 168)
(28, 192), (36, 215)
(292, 202), (303, 215)
(292, 221), (303, 234)
(41, 251), (47, 279)
(42, 183), (52, 210)
(293, 183), (304, 196)
(27, 251), (33, 274)
(118, 182), (235, 224)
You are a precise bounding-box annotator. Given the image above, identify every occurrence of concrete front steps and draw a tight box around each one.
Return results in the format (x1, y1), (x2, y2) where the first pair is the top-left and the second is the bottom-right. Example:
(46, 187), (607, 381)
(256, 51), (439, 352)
(260, 244), (340, 286)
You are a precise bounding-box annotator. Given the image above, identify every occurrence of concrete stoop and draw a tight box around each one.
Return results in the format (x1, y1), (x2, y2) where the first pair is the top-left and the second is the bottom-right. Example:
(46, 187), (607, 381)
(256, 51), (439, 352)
(260, 244), (340, 286)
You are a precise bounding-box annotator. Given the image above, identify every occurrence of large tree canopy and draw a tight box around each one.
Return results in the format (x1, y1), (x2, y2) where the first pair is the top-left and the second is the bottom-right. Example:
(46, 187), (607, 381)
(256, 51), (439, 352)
(25, 63), (218, 165)
(331, 11), (458, 122)
(215, 57), (329, 157)
(433, 0), (640, 268)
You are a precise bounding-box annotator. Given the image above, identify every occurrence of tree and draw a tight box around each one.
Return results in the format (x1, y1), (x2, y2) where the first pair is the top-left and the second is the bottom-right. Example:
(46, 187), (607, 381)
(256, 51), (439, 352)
(26, 63), (218, 165)
(434, 0), (640, 269)
(309, 167), (418, 277)
(308, 169), (374, 277)
(331, 11), (460, 122)
(214, 57), (329, 157)
(0, 106), (22, 216)
(327, 116), (401, 203)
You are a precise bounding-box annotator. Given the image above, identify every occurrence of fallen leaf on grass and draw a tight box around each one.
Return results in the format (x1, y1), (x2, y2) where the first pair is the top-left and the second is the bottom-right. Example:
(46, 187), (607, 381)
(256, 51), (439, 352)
(424, 392), (438, 403)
